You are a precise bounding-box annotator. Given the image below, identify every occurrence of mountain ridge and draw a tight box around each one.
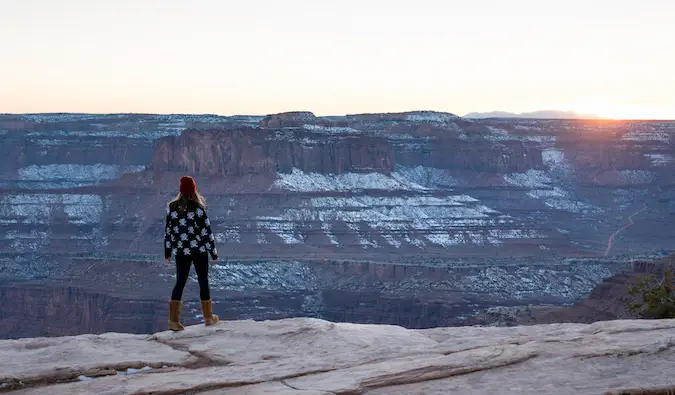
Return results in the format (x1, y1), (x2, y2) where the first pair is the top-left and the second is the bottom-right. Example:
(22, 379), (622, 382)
(464, 110), (600, 119)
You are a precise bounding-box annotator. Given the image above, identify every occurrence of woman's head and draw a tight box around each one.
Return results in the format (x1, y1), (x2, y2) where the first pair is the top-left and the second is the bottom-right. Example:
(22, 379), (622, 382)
(179, 176), (196, 196)
(170, 176), (206, 208)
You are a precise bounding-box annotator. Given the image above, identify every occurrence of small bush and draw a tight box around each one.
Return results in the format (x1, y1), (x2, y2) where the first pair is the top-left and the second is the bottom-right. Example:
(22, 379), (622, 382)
(627, 269), (674, 319)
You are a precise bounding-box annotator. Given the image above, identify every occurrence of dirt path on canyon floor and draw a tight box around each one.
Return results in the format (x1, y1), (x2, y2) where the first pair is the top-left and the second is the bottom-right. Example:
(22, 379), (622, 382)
(604, 203), (648, 257)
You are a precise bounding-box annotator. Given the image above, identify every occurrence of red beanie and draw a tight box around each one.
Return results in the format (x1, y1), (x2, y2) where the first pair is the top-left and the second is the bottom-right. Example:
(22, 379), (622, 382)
(179, 176), (196, 196)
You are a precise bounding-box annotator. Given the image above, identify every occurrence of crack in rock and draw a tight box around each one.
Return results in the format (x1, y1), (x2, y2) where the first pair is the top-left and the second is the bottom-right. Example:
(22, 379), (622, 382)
(603, 387), (675, 395)
(352, 352), (539, 393)
(0, 362), (174, 392)
(150, 337), (224, 369)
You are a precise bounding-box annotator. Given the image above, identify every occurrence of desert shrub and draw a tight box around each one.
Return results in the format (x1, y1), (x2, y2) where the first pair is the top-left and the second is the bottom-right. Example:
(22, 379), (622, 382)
(627, 269), (674, 319)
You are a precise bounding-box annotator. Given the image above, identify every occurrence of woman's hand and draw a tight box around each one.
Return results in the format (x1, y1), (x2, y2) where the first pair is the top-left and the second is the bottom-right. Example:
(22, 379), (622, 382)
(165, 257), (171, 264)
(210, 258), (218, 265)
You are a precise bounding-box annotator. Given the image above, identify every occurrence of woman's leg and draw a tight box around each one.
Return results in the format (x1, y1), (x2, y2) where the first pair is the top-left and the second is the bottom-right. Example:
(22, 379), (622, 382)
(168, 255), (191, 331)
(194, 253), (219, 325)
(171, 255), (192, 301)
(192, 253), (211, 301)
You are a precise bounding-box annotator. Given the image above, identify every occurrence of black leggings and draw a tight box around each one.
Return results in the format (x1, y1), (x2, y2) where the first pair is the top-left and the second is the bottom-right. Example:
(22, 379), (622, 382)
(171, 253), (211, 301)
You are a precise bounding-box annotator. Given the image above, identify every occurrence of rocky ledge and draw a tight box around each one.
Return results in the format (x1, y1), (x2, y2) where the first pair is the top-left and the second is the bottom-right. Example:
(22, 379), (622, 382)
(2, 318), (674, 395)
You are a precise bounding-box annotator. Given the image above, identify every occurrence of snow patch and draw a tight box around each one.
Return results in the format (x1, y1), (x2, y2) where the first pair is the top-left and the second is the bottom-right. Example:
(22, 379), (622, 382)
(544, 199), (599, 213)
(116, 366), (152, 376)
(618, 170), (656, 185)
(0, 194), (103, 225)
(405, 112), (459, 123)
(18, 164), (146, 185)
(215, 228), (241, 244)
(622, 131), (670, 142)
(527, 187), (568, 199)
(302, 124), (361, 134)
(4, 230), (50, 252)
(321, 222), (339, 246)
(645, 153), (673, 167)
(274, 168), (427, 192)
(257, 219), (303, 244)
(504, 170), (552, 188)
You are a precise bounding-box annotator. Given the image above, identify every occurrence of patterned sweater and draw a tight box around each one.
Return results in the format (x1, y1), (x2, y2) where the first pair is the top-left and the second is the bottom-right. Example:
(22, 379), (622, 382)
(164, 200), (218, 260)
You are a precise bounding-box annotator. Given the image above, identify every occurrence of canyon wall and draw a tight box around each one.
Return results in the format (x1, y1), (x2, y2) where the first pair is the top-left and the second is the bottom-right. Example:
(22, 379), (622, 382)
(2, 112), (675, 338)
(151, 128), (395, 176)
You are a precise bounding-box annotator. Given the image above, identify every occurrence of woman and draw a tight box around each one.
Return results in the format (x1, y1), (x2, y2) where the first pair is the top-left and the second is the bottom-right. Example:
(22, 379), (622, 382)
(164, 176), (219, 331)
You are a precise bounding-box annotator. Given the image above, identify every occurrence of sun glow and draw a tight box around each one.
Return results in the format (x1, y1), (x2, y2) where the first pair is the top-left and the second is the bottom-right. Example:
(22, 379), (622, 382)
(568, 100), (674, 120)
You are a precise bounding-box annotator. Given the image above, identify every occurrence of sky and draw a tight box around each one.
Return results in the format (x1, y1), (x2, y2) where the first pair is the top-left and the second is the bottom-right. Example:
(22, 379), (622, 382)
(1, 0), (674, 119)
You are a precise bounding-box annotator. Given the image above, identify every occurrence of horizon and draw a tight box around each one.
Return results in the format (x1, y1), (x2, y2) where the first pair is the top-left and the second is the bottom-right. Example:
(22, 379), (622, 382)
(3, 109), (674, 121)
(3, 0), (674, 120)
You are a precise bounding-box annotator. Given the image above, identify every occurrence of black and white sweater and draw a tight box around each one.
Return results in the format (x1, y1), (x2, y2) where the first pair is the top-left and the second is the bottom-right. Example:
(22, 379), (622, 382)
(164, 200), (218, 260)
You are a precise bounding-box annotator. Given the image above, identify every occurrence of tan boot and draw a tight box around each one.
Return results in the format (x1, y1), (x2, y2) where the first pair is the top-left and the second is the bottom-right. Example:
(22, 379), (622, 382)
(200, 299), (219, 326)
(168, 300), (185, 331)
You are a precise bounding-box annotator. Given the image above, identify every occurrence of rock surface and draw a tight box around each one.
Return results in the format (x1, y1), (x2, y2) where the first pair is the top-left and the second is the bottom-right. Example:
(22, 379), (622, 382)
(2, 317), (674, 395)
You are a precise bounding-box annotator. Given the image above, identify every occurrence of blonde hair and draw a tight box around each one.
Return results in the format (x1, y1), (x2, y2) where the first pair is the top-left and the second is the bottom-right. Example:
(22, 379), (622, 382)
(169, 190), (206, 211)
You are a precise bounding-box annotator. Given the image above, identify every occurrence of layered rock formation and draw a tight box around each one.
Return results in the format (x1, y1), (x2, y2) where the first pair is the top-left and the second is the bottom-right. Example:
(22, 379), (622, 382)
(2, 318), (674, 394)
(2, 112), (675, 338)
(3, 112), (674, 258)
(152, 128), (395, 176)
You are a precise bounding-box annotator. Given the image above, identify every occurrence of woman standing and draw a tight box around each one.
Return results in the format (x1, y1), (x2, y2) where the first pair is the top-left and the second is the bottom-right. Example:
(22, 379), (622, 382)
(164, 176), (219, 331)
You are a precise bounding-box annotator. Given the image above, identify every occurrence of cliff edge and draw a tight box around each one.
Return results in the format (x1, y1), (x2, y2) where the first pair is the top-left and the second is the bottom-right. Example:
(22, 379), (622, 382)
(2, 318), (674, 395)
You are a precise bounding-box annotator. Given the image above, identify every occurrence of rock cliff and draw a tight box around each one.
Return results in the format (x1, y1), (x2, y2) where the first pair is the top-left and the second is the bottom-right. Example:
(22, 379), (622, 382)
(151, 128), (395, 176)
(2, 318), (674, 394)
(0, 283), (167, 339)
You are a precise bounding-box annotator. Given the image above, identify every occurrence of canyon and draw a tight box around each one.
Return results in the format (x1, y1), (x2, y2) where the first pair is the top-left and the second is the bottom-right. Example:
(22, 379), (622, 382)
(1, 111), (674, 338)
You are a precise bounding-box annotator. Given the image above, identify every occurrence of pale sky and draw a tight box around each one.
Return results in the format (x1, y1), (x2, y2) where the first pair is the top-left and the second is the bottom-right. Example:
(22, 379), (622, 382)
(2, 0), (674, 119)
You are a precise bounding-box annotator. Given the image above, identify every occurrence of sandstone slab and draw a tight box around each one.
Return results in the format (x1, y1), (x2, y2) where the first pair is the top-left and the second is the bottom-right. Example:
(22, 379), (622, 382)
(5, 318), (675, 395)
(0, 332), (196, 386)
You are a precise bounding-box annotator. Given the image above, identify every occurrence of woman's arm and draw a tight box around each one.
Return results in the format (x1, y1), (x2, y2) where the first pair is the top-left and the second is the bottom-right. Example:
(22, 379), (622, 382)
(197, 207), (218, 260)
(164, 207), (173, 260)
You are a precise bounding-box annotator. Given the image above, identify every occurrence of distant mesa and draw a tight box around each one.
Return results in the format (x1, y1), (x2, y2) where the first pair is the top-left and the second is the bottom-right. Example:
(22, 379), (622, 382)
(260, 111), (318, 128)
(464, 110), (600, 120)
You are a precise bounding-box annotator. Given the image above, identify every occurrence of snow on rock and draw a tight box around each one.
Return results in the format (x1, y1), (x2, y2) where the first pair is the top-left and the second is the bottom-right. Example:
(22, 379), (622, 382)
(273, 168), (428, 192)
(646, 153), (674, 167)
(484, 126), (556, 143)
(3, 230), (50, 252)
(255, 195), (537, 248)
(302, 124), (362, 134)
(542, 148), (573, 175)
(526, 187), (568, 199)
(0, 194), (103, 225)
(321, 222), (339, 246)
(543, 199), (600, 213)
(256, 219), (304, 245)
(17, 164), (146, 187)
(405, 111), (460, 123)
(503, 167), (600, 213)
(215, 228), (241, 244)
(5, 318), (675, 395)
(504, 169), (552, 188)
(199, 260), (321, 292)
(622, 130), (671, 142)
(618, 170), (656, 185)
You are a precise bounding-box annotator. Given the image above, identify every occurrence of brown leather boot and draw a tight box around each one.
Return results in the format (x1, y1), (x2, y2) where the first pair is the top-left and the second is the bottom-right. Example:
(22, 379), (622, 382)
(200, 299), (219, 326)
(168, 300), (185, 331)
